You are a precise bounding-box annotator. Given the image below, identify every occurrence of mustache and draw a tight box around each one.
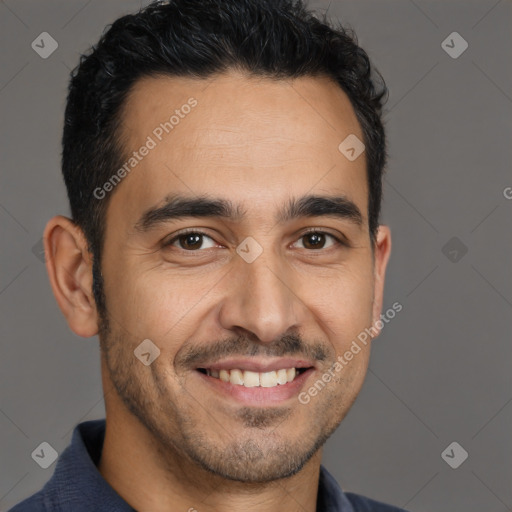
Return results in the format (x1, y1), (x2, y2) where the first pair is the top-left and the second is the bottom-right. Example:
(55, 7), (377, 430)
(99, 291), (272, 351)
(175, 332), (330, 369)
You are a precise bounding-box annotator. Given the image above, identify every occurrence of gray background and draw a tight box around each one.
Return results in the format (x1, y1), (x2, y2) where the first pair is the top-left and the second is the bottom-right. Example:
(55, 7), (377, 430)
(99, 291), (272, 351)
(1, 1), (511, 511)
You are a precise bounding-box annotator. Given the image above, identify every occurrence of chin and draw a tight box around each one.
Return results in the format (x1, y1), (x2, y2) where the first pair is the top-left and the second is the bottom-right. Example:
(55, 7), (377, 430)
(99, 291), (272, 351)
(183, 428), (331, 483)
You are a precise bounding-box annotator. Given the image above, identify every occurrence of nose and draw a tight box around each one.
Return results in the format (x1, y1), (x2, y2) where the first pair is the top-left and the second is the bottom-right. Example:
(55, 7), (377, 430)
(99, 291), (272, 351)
(218, 251), (302, 343)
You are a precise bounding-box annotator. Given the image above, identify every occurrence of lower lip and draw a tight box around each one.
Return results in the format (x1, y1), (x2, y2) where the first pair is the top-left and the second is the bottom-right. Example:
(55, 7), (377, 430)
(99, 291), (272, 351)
(195, 369), (314, 405)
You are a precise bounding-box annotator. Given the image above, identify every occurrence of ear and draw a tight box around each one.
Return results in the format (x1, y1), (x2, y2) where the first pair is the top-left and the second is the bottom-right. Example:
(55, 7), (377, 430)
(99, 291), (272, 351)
(371, 225), (392, 337)
(43, 215), (99, 338)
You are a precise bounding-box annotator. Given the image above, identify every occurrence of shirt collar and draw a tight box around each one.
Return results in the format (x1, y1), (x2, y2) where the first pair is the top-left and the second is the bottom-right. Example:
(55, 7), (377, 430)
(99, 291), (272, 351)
(42, 419), (352, 512)
(318, 463), (356, 511)
(42, 419), (135, 511)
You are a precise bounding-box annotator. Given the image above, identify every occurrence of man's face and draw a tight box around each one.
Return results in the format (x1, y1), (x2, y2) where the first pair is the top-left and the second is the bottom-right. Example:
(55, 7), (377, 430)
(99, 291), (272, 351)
(97, 72), (390, 482)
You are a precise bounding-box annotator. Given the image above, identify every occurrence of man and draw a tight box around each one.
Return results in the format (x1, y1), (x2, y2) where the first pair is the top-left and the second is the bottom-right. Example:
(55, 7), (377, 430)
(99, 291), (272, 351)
(10, 0), (404, 510)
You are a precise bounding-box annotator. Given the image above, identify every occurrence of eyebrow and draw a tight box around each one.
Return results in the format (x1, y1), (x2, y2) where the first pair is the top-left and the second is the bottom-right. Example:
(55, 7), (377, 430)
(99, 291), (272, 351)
(133, 193), (363, 233)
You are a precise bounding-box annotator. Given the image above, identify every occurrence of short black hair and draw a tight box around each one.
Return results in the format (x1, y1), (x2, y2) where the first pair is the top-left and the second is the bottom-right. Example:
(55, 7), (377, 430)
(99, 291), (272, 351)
(62, 0), (388, 329)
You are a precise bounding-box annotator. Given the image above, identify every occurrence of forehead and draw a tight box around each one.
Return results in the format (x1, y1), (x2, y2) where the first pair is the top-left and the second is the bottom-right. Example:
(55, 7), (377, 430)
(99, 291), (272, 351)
(108, 71), (368, 232)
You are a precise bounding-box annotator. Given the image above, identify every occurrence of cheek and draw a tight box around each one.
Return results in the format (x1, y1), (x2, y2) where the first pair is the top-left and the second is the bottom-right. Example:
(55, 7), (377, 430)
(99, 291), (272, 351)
(108, 266), (214, 343)
(103, 247), (374, 346)
(303, 264), (375, 342)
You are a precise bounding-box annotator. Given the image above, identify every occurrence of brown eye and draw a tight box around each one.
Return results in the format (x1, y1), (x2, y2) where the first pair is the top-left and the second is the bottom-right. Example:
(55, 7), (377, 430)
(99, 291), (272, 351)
(295, 231), (341, 250)
(302, 232), (326, 249)
(178, 233), (203, 250)
(164, 231), (217, 251)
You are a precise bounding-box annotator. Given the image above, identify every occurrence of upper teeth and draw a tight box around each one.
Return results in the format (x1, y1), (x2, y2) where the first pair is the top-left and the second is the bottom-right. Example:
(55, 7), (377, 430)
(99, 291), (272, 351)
(206, 368), (297, 387)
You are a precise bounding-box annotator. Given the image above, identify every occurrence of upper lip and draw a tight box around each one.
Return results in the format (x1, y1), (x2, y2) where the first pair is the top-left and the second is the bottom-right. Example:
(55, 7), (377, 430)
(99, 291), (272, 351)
(196, 357), (315, 373)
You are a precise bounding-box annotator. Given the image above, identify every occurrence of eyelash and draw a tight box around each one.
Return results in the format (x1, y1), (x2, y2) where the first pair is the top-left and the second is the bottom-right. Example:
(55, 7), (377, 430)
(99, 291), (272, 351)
(162, 228), (347, 252)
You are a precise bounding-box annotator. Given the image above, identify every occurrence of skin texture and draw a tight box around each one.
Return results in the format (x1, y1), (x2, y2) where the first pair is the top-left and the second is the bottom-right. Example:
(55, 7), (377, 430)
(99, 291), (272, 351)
(44, 71), (391, 512)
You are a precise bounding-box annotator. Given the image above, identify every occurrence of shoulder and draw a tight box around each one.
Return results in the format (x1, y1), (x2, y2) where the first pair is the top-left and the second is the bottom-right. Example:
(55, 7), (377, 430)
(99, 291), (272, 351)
(345, 491), (409, 512)
(318, 465), (408, 512)
(7, 491), (46, 512)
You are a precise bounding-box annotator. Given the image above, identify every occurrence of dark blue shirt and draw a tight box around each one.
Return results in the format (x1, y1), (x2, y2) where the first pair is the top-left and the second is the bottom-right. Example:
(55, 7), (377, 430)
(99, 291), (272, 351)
(9, 419), (408, 511)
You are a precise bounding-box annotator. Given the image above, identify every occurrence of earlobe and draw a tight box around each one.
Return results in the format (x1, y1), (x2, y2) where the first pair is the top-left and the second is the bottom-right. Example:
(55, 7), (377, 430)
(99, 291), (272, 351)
(43, 215), (99, 338)
(371, 225), (392, 335)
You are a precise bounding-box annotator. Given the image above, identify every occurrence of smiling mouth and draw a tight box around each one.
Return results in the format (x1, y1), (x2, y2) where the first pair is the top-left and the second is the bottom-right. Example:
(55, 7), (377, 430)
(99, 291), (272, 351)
(196, 367), (311, 388)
